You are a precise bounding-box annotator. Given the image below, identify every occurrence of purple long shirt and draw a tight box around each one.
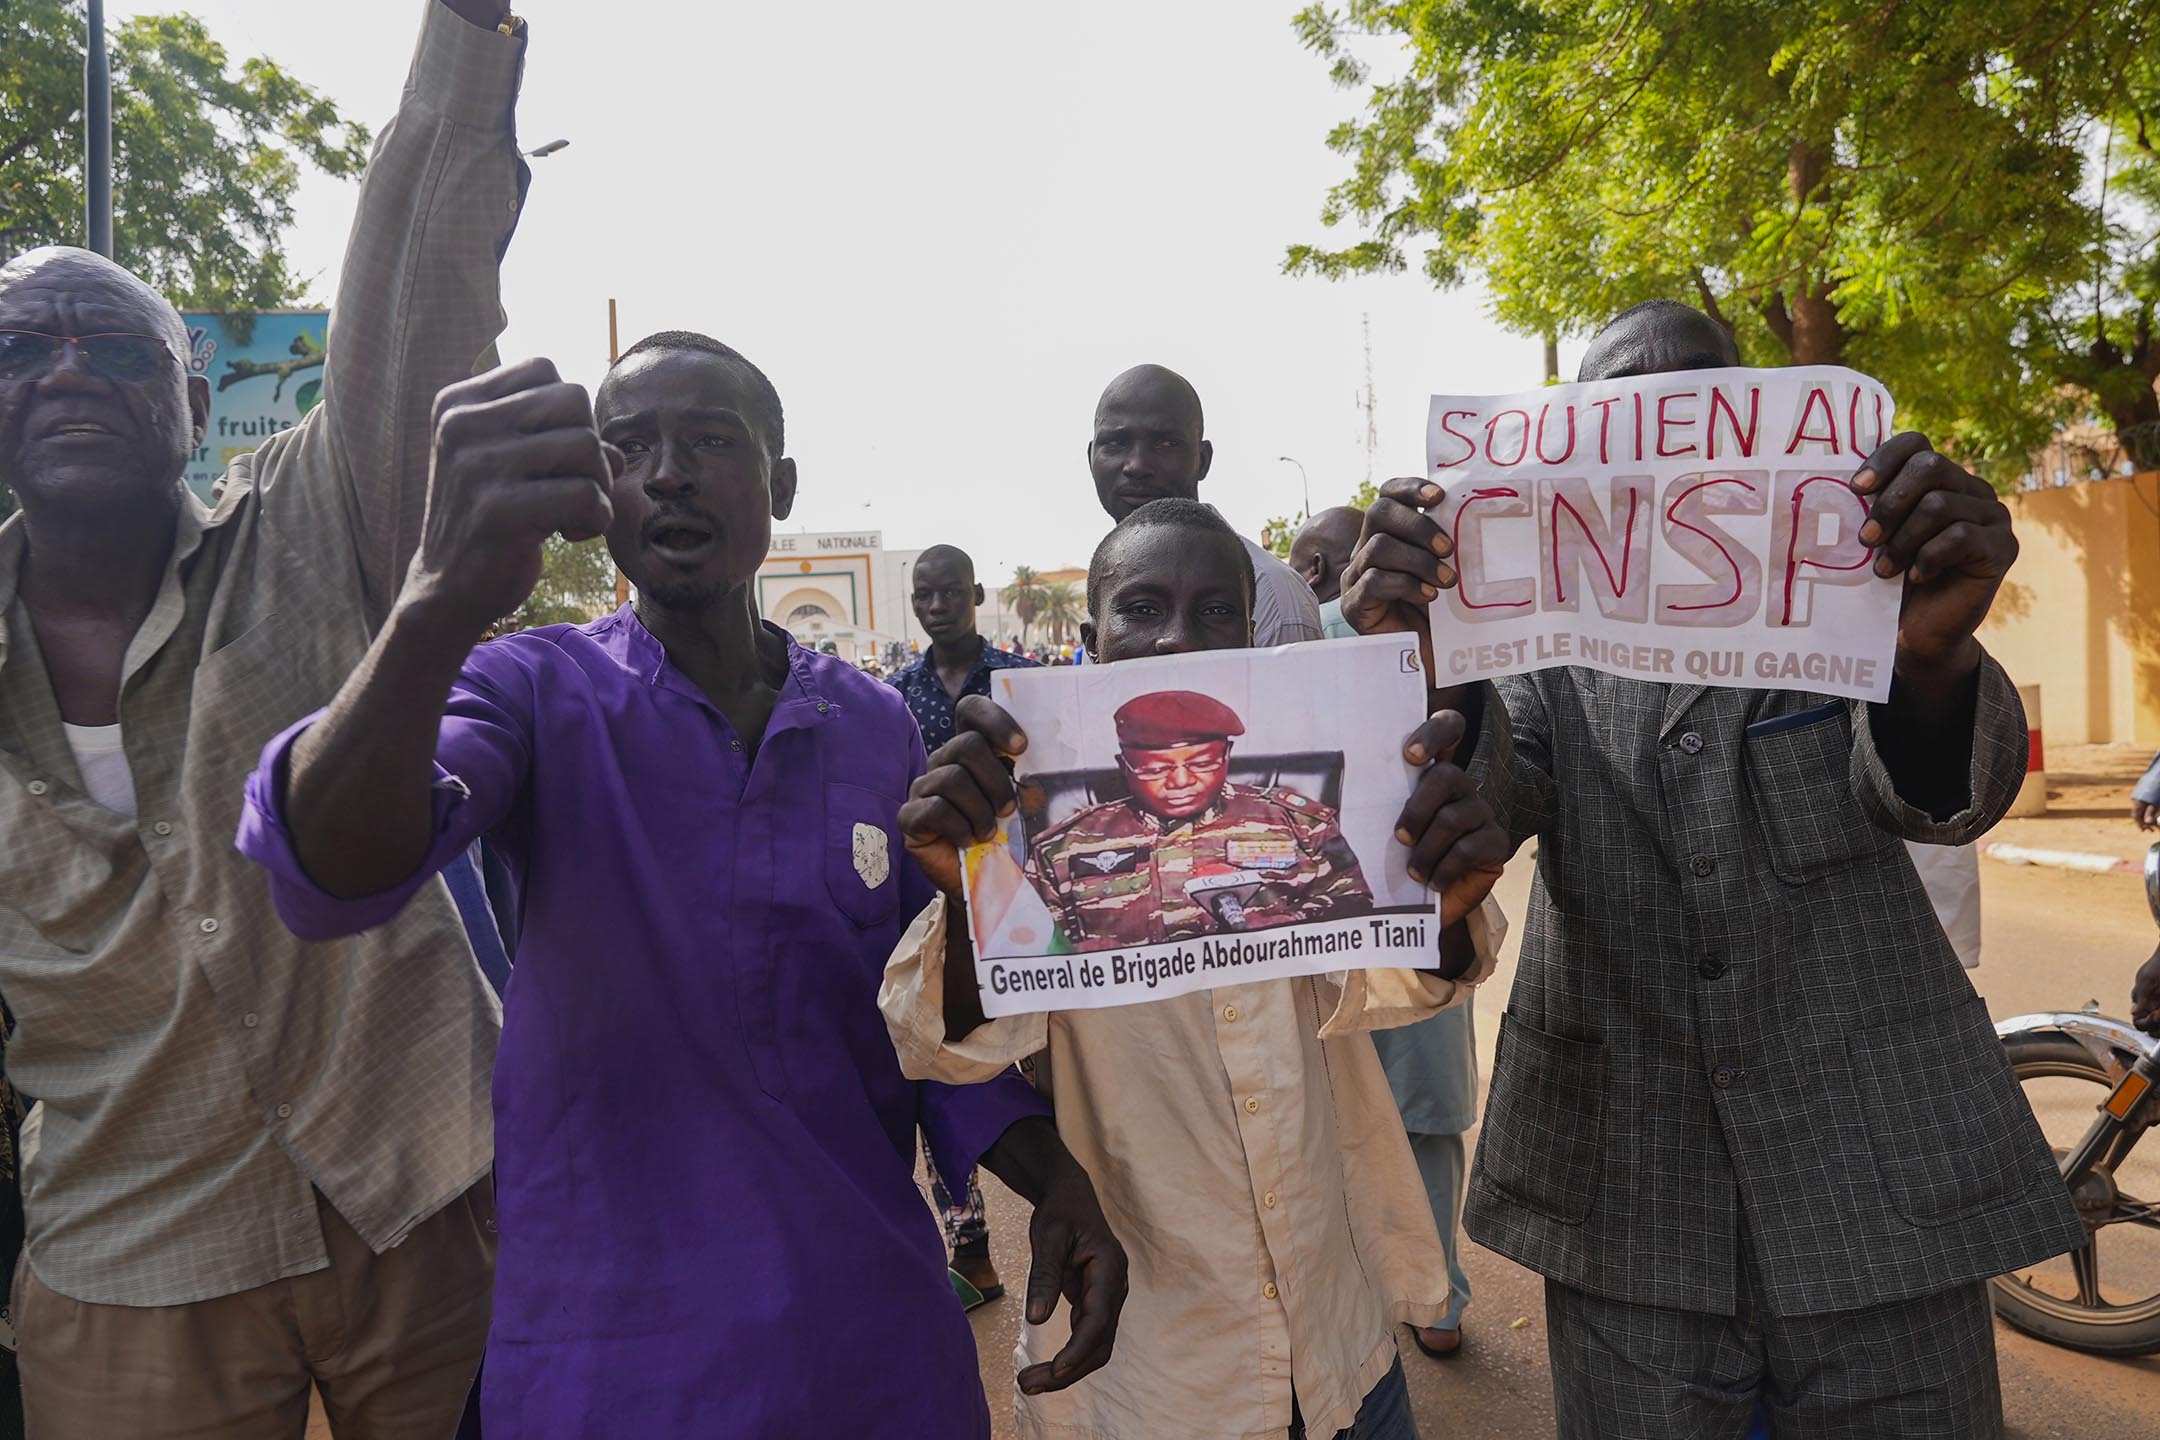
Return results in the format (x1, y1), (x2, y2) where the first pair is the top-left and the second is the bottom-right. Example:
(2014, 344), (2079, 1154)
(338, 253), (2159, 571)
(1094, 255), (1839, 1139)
(238, 608), (1047, 1438)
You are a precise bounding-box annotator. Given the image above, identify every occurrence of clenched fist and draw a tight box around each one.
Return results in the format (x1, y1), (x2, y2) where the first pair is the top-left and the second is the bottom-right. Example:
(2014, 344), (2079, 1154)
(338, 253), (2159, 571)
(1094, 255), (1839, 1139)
(404, 358), (620, 639)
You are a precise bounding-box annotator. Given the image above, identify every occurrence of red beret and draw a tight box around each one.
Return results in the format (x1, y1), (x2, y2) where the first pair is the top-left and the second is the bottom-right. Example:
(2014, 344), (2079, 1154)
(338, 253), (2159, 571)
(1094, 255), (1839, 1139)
(1114, 691), (1246, 749)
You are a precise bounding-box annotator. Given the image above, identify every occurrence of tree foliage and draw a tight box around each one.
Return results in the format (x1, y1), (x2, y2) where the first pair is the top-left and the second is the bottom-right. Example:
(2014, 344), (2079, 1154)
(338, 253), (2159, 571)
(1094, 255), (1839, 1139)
(1038, 581), (1085, 642)
(1002, 565), (1049, 642)
(0, 0), (370, 311)
(1264, 478), (1382, 559)
(1290, 1), (2160, 464)
(2025, 48), (2160, 466)
(500, 536), (619, 634)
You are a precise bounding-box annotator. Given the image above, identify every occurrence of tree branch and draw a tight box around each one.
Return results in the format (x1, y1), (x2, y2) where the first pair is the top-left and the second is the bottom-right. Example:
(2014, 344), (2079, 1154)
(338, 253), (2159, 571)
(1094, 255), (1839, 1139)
(1760, 292), (1796, 356)
(1692, 271), (1734, 335)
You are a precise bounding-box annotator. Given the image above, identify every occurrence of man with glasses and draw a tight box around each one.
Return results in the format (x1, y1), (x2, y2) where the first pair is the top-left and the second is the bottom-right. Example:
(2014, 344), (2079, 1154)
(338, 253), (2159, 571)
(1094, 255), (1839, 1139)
(0, 3), (527, 1434)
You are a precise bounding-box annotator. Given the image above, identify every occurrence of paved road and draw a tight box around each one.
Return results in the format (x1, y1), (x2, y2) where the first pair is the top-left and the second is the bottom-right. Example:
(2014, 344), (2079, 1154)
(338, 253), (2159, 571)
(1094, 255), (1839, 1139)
(959, 855), (2160, 1438)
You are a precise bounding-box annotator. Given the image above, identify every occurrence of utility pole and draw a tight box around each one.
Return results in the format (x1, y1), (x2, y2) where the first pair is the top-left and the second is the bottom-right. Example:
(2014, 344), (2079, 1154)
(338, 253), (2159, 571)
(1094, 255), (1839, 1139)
(1360, 312), (1378, 486)
(85, 0), (113, 256)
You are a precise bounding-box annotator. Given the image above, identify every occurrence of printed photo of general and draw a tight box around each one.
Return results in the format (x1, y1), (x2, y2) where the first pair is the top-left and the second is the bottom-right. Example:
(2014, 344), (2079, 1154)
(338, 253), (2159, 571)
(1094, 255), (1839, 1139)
(961, 635), (1436, 959)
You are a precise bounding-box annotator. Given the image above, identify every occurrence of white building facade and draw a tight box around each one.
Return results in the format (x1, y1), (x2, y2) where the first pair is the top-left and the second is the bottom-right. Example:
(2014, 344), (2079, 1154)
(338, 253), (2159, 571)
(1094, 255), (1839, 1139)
(757, 528), (1061, 660)
(758, 530), (921, 659)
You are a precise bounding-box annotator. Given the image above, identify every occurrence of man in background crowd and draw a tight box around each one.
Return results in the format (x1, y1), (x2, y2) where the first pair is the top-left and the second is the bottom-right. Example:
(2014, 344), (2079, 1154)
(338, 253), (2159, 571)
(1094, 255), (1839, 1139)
(1304, 500), (1484, 1363)
(0, 4), (523, 1432)
(1086, 365), (1324, 647)
(889, 543), (1039, 1303)
(1290, 506), (1366, 615)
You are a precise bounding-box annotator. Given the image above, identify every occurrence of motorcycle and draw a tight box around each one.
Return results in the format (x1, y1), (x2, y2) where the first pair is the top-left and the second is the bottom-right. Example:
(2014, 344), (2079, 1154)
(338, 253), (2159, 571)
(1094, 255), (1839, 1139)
(1989, 845), (2160, 1356)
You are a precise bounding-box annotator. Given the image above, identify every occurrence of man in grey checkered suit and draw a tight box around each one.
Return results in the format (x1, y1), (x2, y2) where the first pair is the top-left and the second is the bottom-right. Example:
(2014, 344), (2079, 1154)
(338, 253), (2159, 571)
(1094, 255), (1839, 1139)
(1340, 301), (2083, 1437)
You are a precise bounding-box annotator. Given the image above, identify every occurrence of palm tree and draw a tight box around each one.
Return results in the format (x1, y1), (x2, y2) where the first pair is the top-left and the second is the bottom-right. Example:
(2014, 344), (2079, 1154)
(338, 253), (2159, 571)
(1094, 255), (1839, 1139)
(1040, 582), (1084, 644)
(1002, 566), (1049, 643)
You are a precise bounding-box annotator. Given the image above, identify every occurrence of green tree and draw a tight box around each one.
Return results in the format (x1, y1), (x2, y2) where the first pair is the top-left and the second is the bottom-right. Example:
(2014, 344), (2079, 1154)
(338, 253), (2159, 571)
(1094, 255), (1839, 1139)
(1002, 565), (1049, 643)
(1039, 581), (1085, 643)
(1, 0), (371, 310)
(2026, 55), (2160, 468)
(499, 536), (619, 634)
(1289, 1), (2158, 463)
(1263, 479), (1381, 559)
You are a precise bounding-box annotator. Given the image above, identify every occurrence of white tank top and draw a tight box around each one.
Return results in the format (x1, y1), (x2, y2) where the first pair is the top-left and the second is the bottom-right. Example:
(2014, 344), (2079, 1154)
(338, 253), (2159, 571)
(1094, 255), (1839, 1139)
(61, 722), (139, 818)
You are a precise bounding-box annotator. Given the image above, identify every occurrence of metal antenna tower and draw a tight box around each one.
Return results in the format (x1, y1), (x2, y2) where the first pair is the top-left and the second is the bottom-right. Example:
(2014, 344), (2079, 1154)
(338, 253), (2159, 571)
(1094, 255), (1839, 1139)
(1360, 313), (1378, 485)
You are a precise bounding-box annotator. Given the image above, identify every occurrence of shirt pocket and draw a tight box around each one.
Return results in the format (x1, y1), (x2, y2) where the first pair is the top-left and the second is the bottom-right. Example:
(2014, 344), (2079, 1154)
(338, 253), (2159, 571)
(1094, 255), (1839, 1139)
(1846, 993), (2058, 1226)
(824, 783), (900, 930)
(0, 783), (140, 952)
(1742, 701), (1878, 885)
(1476, 1011), (1605, 1224)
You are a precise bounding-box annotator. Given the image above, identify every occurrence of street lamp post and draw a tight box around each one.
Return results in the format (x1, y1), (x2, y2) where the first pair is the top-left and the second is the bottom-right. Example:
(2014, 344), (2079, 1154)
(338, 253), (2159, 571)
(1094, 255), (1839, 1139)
(523, 138), (569, 159)
(85, 0), (113, 257)
(1277, 455), (1311, 521)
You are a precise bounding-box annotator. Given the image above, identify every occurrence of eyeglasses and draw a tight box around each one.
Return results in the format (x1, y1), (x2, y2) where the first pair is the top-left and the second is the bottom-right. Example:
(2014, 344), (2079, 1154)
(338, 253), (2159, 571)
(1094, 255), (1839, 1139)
(0, 330), (175, 385)
(1124, 750), (1228, 784)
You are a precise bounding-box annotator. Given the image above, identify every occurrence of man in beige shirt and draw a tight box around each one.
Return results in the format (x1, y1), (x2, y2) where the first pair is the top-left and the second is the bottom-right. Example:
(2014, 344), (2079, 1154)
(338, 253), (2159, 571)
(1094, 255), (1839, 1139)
(884, 498), (1510, 1439)
(0, 2), (527, 1433)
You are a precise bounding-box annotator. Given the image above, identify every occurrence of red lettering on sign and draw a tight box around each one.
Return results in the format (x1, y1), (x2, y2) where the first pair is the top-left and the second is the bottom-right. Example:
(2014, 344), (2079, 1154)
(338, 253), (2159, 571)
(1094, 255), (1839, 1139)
(1550, 486), (1643, 605)
(1656, 392), (1699, 458)
(1534, 402), (1577, 465)
(1708, 386), (1759, 460)
(1486, 410), (1531, 467)
(1780, 475), (1872, 625)
(1784, 386), (1839, 455)
(1434, 409), (1479, 469)
(1456, 487), (1536, 611)
(1846, 386), (1887, 458)
(1591, 395), (1624, 465)
(1662, 477), (1756, 612)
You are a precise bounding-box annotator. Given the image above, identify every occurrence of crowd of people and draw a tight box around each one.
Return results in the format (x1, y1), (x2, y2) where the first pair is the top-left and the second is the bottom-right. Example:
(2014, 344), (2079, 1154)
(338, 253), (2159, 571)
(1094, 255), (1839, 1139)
(857, 635), (1081, 686)
(0, 4), (2109, 1439)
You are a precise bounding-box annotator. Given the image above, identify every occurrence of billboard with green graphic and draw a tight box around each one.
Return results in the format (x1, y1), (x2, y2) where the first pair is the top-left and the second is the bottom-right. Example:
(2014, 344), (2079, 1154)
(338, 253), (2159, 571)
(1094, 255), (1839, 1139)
(181, 310), (331, 503)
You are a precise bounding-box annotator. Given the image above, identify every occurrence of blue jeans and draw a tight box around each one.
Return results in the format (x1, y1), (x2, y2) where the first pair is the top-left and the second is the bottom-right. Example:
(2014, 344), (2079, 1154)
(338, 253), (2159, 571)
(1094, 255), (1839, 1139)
(1288, 1357), (1420, 1440)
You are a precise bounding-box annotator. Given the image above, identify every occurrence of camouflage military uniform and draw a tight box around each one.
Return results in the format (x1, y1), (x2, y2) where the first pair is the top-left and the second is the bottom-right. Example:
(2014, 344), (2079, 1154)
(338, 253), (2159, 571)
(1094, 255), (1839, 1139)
(1027, 783), (1373, 950)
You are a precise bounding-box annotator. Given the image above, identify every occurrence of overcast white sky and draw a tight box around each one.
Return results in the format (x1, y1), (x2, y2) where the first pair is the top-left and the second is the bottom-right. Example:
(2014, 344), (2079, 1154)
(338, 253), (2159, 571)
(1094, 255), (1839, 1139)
(117, 1), (1560, 584)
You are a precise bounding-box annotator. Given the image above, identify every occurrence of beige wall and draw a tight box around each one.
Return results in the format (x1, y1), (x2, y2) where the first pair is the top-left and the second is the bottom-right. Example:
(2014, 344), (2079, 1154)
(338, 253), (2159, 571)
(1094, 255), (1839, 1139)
(1983, 473), (2160, 746)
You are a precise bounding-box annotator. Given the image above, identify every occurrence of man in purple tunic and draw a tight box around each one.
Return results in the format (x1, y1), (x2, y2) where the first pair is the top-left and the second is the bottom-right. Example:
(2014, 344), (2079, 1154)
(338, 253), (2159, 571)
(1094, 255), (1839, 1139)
(236, 334), (1127, 1436)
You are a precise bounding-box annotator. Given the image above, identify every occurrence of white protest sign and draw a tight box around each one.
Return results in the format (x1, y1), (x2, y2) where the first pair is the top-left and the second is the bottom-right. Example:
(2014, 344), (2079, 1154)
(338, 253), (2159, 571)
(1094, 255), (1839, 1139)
(959, 635), (1440, 1016)
(1427, 365), (1901, 702)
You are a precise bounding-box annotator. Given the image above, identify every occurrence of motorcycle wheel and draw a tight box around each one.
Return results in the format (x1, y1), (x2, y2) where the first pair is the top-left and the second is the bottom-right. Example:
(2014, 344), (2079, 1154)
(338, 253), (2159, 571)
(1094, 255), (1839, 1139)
(1990, 1031), (2160, 1356)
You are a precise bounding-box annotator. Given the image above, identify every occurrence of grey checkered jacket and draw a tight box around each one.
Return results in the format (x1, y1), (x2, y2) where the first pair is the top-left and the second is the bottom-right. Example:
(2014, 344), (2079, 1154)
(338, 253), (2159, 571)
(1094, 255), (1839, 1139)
(1464, 658), (2084, 1317)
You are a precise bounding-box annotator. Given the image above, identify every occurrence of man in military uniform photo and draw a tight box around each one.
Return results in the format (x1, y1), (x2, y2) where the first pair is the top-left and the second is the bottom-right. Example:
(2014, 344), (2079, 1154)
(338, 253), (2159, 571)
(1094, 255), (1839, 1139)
(1028, 690), (1373, 951)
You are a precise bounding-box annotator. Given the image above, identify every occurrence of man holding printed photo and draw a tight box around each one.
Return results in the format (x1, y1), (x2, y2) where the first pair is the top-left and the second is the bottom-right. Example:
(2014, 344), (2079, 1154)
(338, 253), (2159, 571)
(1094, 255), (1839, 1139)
(883, 497), (1509, 1440)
